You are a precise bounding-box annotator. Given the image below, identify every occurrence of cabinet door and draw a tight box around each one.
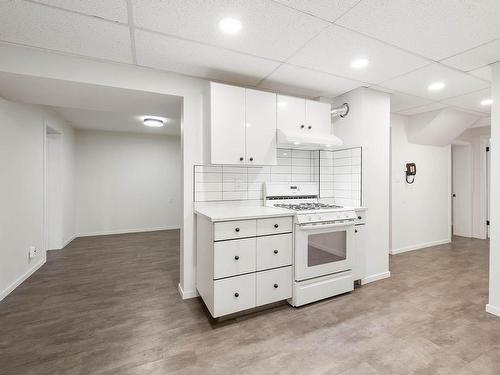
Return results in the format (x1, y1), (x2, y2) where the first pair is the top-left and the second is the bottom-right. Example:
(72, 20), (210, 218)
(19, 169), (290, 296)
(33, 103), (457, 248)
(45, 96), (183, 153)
(277, 94), (305, 133)
(352, 225), (366, 281)
(245, 89), (277, 165)
(210, 82), (246, 165)
(305, 100), (331, 135)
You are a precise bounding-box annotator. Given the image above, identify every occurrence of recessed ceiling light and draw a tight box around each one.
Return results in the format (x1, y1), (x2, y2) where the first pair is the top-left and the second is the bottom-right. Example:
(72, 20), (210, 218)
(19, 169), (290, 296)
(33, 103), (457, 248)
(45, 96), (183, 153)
(350, 58), (369, 69)
(143, 118), (165, 127)
(277, 101), (287, 107)
(481, 98), (493, 106)
(428, 81), (446, 91)
(218, 17), (242, 34)
(325, 144), (332, 147)
(293, 141), (301, 145)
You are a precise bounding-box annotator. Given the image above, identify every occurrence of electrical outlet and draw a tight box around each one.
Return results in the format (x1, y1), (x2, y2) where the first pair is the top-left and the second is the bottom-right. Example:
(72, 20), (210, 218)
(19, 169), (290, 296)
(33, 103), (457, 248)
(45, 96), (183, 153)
(28, 246), (37, 260)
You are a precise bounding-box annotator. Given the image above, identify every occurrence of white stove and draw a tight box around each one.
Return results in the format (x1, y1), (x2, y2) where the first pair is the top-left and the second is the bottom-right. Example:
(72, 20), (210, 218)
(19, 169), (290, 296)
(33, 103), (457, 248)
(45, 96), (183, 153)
(265, 183), (356, 307)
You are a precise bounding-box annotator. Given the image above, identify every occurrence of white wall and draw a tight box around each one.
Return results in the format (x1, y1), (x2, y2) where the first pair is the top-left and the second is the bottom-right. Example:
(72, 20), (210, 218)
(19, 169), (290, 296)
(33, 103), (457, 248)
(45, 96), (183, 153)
(0, 98), (75, 300)
(390, 114), (451, 254)
(487, 62), (500, 317)
(456, 126), (491, 239)
(75, 129), (181, 236)
(329, 87), (391, 284)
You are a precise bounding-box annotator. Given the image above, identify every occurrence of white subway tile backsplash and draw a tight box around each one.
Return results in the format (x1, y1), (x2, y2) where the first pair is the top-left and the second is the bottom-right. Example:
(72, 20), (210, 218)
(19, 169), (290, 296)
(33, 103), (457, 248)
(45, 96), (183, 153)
(194, 147), (361, 205)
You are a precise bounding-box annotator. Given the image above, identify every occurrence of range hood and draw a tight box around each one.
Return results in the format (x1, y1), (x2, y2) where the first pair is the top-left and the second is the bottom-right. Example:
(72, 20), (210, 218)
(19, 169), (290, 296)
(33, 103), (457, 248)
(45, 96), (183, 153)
(276, 128), (343, 150)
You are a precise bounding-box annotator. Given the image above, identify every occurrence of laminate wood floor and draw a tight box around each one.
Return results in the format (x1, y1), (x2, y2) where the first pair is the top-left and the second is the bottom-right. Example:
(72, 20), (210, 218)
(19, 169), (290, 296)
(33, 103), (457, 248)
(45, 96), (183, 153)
(1, 232), (498, 375)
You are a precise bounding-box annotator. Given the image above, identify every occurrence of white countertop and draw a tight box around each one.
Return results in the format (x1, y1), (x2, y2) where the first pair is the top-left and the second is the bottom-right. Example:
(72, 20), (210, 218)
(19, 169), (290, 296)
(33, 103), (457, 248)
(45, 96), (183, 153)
(194, 202), (294, 222)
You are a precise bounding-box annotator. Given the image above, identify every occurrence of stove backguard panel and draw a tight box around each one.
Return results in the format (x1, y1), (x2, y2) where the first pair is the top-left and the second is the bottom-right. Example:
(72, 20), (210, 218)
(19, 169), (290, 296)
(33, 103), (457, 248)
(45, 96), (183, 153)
(194, 147), (361, 207)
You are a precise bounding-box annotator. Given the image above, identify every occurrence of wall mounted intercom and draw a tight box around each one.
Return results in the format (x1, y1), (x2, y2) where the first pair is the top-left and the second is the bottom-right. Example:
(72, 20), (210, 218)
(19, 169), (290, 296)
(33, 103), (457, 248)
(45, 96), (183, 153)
(405, 163), (416, 184)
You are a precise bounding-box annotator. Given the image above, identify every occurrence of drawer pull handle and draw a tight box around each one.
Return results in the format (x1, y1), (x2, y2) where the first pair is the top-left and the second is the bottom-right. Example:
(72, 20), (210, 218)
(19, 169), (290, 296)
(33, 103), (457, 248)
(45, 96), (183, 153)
(235, 227), (240, 232)
(273, 249), (279, 254)
(355, 229), (358, 233)
(357, 216), (362, 220)
(234, 292), (239, 298)
(274, 284), (279, 288)
(240, 157), (244, 161)
(274, 224), (279, 228)
(308, 125), (312, 130)
(234, 255), (239, 260)
(249, 157), (253, 162)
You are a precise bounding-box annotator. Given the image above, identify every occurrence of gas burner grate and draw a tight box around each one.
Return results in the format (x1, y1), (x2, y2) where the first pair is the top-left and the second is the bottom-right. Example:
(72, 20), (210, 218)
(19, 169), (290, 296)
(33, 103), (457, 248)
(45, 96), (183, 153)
(274, 202), (343, 211)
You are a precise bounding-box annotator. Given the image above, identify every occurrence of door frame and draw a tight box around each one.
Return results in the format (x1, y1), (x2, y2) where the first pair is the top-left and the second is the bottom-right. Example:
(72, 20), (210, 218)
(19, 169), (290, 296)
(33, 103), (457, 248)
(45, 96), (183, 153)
(480, 136), (491, 239)
(452, 143), (473, 238)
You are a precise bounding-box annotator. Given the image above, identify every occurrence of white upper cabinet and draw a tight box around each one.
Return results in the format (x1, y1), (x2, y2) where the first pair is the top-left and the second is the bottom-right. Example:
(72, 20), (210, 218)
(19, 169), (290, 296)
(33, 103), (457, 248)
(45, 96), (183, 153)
(277, 94), (331, 135)
(210, 82), (277, 165)
(277, 94), (306, 133)
(210, 82), (246, 165)
(305, 100), (331, 135)
(245, 89), (277, 165)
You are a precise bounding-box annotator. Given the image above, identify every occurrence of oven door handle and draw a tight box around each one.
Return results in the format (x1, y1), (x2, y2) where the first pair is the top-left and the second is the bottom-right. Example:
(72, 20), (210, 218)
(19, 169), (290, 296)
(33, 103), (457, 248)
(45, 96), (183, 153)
(297, 221), (355, 231)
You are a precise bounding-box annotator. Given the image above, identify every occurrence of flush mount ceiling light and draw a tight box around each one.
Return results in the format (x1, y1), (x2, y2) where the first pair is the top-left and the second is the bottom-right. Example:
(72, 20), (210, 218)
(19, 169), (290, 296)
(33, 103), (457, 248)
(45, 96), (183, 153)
(143, 118), (165, 127)
(481, 98), (493, 106)
(218, 17), (242, 34)
(428, 81), (446, 91)
(350, 58), (369, 69)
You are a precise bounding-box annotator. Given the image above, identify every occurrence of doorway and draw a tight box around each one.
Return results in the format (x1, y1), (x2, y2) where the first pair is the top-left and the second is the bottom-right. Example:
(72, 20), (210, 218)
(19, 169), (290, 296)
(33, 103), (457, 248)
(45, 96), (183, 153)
(452, 144), (472, 237)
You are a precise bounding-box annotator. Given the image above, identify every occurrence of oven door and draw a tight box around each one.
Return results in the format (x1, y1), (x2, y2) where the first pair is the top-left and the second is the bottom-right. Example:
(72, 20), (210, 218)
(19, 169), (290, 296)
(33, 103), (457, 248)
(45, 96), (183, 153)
(295, 222), (354, 281)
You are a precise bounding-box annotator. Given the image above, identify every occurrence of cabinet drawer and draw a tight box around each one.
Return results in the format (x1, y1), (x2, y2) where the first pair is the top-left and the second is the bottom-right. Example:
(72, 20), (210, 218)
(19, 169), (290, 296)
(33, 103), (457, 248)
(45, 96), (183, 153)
(214, 220), (256, 241)
(214, 273), (256, 317)
(256, 267), (292, 306)
(256, 217), (292, 236)
(256, 233), (292, 271)
(214, 238), (256, 279)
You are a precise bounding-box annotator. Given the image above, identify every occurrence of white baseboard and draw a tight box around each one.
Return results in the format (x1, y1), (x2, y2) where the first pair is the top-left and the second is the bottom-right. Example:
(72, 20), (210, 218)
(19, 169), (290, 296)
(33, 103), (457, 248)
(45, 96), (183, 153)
(0, 259), (46, 301)
(361, 271), (391, 285)
(486, 304), (500, 317)
(77, 225), (180, 238)
(178, 283), (199, 299)
(390, 239), (450, 255)
(47, 234), (76, 251)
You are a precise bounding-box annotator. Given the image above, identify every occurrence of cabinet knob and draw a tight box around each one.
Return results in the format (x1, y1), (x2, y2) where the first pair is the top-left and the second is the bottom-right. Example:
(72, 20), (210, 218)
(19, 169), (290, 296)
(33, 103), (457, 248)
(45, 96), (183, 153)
(308, 125), (312, 130)
(235, 227), (240, 232)
(239, 157), (244, 161)
(274, 284), (279, 288)
(234, 255), (239, 260)
(273, 249), (279, 254)
(355, 229), (358, 233)
(234, 292), (239, 298)
(249, 157), (253, 162)
(274, 223), (279, 228)
(300, 125), (305, 129)
(357, 216), (362, 220)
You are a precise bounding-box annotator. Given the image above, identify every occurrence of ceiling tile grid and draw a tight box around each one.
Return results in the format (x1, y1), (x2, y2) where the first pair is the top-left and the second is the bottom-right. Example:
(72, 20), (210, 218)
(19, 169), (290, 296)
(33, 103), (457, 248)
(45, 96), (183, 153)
(135, 30), (281, 86)
(0, 0), (497, 117)
(0, 1), (133, 63)
(29, 0), (129, 23)
(131, 0), (329, 62)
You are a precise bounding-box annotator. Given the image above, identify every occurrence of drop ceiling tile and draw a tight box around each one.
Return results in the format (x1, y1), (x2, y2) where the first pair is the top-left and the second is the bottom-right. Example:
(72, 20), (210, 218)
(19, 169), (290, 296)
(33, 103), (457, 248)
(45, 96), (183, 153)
(442, 88), (492, 114)
(381, 63), (489, 101)
(469, 66), (492, 82)
(135, 30), (280, 86)
(289, 25), (430, 84)
(132, 0), (328, 61)
(389, 92), (432, 113)
(31, 0), (128, 23)
(258, 64), (365, 98)
(0, 1), (132, 62)
(397, 102), (448, 116)
(336, 0), (500, 60)
(272, 0), (360, 22)
(441, 38), (500, 71)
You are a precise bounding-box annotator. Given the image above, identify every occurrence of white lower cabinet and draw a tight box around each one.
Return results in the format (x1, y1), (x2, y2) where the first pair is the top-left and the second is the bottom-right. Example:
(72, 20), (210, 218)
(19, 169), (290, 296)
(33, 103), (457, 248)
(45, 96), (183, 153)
(197, 215), (293, 318)
(214, 273), (256, 317)
(353, 224), (366, 281)
(256, 266), (292, 306)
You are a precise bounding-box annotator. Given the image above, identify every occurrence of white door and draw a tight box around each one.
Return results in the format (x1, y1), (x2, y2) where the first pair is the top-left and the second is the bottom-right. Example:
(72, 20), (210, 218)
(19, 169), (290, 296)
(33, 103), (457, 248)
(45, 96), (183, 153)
(487, 141), (491, 238)
(452, 145), (472, 237)
(245, 89), (277, 165)
(210, 82), (246, 165)
(277, 94), (305, 133)
(305, 100), (331, 135)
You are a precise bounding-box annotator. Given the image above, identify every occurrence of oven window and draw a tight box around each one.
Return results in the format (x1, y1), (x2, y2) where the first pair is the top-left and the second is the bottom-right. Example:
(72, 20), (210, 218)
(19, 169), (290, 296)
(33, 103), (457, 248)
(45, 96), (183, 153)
(308, 231), (346, 267)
